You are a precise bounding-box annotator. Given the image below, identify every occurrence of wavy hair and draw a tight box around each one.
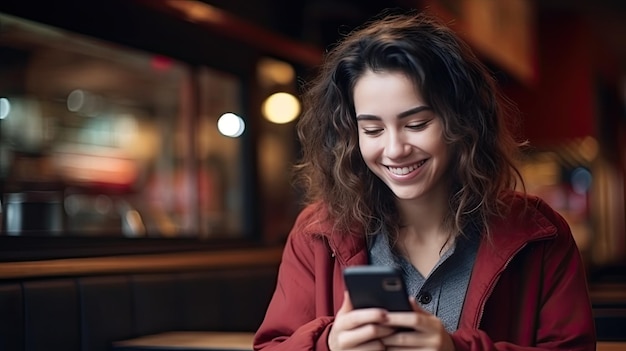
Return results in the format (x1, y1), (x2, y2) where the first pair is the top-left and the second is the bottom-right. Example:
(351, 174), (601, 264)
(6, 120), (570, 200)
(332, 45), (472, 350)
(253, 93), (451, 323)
(294, 10), (525, 239)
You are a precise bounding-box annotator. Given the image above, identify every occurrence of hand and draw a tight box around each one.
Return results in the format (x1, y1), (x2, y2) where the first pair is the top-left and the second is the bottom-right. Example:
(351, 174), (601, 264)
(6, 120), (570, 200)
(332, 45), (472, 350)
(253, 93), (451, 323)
(381, 298), (455, 351)
(328, 291), (397, 350)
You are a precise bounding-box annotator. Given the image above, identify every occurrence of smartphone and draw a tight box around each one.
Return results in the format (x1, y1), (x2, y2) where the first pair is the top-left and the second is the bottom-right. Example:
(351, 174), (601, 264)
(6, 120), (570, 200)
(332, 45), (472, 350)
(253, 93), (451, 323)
(343, 265), (412, 311)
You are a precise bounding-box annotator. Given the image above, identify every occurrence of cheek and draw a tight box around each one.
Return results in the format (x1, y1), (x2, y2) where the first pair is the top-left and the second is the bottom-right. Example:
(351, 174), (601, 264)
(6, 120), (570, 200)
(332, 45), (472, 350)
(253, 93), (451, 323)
(435, 142), (454, 171)
(423, 129), (448, 155)
(358, 138), (376, 162)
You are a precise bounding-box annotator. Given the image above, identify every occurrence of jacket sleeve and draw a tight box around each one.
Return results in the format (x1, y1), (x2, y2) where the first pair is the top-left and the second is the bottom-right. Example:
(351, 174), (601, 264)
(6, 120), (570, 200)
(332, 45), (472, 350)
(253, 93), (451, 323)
(253, 208), (335, 351)
(451, 201), (596, 351)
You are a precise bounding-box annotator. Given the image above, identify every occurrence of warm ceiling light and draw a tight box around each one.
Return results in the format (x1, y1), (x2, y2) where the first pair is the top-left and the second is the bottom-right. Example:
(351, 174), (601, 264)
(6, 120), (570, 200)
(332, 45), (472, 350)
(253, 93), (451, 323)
(257, 57), (295, 86)
(165, 0), (223, 23)
(262, 92), (300, 124)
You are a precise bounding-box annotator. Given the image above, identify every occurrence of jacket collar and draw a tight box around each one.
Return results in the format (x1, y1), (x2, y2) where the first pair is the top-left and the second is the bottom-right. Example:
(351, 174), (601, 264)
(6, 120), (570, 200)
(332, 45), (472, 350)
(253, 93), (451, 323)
(297, 202), (369, 266)
(328, 230), (369, 266)
(460, 195), (559, 328)
(325, 194), (558, 270)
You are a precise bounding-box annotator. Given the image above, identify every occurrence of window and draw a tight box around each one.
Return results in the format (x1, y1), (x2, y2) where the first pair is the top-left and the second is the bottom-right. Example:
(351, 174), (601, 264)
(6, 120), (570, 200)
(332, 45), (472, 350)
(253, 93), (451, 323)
(0, 13), (248, 239)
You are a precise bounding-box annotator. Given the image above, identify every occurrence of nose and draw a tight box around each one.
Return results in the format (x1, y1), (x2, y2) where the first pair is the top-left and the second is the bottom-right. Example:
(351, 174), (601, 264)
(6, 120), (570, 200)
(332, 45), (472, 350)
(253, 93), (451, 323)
(384, 131), (410, 159)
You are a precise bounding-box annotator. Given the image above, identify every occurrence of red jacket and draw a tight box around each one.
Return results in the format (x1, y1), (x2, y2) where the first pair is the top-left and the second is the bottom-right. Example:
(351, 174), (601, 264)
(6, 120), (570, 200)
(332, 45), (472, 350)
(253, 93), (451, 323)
(254, 193), (596, 351)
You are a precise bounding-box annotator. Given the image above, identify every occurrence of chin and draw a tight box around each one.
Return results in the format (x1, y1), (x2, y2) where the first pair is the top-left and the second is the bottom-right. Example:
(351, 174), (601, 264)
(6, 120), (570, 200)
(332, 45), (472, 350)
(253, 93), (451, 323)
(391, 191), (421, 200)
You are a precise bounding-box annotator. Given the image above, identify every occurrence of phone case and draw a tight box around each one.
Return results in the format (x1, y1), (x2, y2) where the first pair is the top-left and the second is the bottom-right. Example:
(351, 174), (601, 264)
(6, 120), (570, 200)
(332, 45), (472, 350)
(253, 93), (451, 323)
(343, 265), (411, 311)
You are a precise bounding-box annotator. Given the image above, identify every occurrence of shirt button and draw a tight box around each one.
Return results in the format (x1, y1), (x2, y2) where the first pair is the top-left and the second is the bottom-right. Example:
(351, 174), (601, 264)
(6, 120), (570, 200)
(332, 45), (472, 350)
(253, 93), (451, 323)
(418, 291), (432, 304)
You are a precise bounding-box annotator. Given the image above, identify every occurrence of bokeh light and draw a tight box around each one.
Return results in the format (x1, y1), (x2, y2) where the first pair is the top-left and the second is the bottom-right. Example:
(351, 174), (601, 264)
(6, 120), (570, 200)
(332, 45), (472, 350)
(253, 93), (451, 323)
(262, 92), (300, 124)
(217, 113), (245, 137)
(0, 97), (10, 119)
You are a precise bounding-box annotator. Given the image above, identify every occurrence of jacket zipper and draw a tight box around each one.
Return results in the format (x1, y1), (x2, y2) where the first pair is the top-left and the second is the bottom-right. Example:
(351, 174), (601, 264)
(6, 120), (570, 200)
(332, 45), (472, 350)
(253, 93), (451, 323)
(475, 243), (526, 326)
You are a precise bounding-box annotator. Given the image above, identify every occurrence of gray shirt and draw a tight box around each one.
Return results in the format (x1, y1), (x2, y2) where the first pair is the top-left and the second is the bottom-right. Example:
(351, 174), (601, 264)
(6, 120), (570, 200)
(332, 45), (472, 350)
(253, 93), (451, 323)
(368, 227), (479, 332)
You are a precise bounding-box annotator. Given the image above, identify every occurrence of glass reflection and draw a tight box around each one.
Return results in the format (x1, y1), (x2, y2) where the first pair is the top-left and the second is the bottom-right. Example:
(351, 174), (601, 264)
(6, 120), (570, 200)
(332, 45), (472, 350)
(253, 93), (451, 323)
(0, 13), (245, 238)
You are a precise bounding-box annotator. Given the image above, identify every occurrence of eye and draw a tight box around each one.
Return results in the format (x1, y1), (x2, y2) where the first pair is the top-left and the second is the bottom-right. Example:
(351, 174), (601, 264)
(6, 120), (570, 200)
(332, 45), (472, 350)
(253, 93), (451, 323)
(407, 120), (430, 131)
(362, 128), (383, 136)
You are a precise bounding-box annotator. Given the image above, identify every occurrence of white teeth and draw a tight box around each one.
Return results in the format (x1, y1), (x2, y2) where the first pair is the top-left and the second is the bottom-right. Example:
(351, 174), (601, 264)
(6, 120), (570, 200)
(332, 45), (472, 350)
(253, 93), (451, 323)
(388, 160), (426, 175)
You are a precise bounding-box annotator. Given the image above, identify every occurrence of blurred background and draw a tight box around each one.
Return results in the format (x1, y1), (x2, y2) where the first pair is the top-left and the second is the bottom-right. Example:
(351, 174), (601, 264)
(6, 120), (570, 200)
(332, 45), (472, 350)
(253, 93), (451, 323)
(1, 0), (625, 349)
(0, 0), (625, 295)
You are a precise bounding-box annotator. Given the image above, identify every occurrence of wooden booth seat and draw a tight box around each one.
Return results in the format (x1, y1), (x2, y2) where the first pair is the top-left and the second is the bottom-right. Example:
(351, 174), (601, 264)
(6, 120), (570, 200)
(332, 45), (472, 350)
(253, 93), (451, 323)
(0, 249), (280, 351)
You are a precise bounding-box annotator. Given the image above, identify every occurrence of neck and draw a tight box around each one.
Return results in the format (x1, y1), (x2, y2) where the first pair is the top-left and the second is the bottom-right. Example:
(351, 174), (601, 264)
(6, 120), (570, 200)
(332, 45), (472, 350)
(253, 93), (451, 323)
(396, 192), (450, 242)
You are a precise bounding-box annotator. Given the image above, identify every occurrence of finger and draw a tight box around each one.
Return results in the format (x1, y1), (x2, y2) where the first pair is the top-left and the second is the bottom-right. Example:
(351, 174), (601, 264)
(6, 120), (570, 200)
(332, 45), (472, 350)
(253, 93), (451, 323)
(337, 290), (388, 331)
(382, 330), (430, 347)
(337, 324), (396, 349)
(384, 311), (423, 331)
(337, 291), (353, 315)
(384, 328), (453, 351)
(344, 339), (386, 351)
(335, 307), (389, 332)
(384, 311), (439, 333)
(408, 296), (429, 314)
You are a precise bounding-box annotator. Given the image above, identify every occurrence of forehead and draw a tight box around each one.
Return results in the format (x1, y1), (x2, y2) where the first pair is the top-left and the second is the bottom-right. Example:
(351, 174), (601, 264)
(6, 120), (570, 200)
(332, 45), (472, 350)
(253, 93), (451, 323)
(353, 70), (426, 115)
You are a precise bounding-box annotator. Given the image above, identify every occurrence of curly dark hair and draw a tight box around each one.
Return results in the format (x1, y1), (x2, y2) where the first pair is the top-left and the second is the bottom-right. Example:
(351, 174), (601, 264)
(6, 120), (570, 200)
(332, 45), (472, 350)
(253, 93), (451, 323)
(294, 10), (525, 239)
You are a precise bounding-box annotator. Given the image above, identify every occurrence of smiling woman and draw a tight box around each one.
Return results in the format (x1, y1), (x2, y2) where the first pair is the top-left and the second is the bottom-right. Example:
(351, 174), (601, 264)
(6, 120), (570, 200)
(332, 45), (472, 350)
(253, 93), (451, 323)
(254, 10), (596, 351)
(354, 71), (451, 208)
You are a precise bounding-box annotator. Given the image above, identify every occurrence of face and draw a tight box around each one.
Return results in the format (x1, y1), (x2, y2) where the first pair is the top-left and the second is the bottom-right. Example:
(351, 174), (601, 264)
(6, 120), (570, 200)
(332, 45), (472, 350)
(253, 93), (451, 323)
(354, 70), (452, 203)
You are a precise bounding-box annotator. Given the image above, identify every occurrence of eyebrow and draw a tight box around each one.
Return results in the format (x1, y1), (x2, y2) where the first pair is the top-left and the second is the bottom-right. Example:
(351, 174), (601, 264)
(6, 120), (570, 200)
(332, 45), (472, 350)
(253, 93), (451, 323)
(356, 105), (432, 121)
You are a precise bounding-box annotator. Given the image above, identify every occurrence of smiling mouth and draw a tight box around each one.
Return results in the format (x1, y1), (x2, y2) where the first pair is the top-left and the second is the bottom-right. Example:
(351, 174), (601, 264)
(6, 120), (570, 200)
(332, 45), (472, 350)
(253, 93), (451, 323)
(387, 160), (427, 175)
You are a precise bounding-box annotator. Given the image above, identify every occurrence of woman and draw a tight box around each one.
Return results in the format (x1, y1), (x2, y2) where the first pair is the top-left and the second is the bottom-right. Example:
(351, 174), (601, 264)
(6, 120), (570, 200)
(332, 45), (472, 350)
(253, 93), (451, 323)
(254, 10), (596, 351)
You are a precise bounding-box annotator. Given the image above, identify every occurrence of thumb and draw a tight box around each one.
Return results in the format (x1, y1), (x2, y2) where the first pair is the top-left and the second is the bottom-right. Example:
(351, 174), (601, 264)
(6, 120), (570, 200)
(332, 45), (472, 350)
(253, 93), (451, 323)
(409, 296), (429, 315)
(338, 290), (354, 314)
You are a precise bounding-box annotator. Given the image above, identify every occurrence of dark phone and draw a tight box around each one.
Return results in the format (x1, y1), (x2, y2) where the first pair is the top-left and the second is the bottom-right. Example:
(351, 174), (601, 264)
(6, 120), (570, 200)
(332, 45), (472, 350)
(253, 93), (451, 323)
(343, 265), (412, 312)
